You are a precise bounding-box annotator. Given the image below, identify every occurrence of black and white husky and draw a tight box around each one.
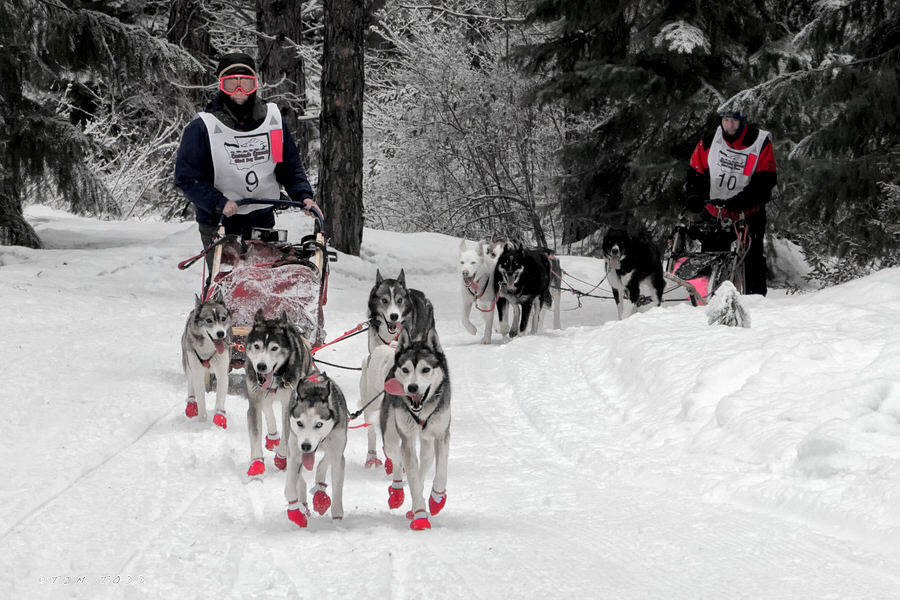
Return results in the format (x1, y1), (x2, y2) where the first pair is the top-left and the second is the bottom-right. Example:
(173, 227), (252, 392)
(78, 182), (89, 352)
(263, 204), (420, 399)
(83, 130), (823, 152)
(366, 269), (435, 351)
(244, 309), (315, 477)
(380, 328), (451, 530)
(283, 373), (348, 528)
(495, 241), (560, 337)
(181, 291), (232, 427)
(458, 238), (502, 344)
(360, 269), (437, 468)
(601, 228), (665, 319)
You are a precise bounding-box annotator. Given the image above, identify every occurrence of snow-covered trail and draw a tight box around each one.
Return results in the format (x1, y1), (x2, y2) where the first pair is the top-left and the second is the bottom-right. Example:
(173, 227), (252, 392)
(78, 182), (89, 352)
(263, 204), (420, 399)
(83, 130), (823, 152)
(1, 207), (899, 599)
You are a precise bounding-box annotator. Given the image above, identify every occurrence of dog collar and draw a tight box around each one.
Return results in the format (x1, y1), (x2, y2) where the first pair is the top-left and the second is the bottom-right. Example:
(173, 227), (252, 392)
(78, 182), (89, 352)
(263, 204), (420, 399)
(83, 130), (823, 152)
(375, 318), (402, 346)
(193, 347), (213, 368)
(465, 274), (489, 299)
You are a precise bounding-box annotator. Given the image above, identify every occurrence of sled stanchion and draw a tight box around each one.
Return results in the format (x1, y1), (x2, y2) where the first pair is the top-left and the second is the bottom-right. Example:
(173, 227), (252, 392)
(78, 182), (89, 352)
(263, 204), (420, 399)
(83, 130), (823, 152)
(663, 272), (707, 306)
(205, 220), (225, 301)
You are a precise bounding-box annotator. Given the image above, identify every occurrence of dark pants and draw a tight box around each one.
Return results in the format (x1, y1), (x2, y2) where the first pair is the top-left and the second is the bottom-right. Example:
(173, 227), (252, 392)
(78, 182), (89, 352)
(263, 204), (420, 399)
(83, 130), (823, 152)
(698, 208), (767, 296)
(199, 208), (276, 273)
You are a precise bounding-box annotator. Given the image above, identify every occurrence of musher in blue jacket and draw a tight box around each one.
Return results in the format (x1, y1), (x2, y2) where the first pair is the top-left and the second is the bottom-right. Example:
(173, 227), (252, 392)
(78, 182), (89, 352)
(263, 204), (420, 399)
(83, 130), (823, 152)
(175, 52), (321, 267)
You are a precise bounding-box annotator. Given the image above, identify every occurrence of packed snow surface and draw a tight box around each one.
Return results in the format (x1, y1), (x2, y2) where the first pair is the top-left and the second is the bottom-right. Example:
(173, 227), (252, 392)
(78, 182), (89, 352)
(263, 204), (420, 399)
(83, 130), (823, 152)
(1, 206), (899, 599)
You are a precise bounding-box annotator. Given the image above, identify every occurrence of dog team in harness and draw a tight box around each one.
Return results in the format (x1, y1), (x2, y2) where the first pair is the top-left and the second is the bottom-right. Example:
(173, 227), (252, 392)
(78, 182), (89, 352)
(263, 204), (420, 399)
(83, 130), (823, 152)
(175, 51), (777, 530)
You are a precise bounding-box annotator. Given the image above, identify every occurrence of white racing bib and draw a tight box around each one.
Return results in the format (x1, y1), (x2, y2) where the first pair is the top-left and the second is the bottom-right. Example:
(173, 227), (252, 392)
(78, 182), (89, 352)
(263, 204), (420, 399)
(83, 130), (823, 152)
(708, 127), (770, 200)
(198, 103), (284, 215)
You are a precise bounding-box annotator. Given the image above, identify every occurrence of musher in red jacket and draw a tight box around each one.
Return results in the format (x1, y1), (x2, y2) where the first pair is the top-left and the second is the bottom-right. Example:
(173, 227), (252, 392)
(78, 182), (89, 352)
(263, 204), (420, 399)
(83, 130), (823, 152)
(685, 109), (777, 296)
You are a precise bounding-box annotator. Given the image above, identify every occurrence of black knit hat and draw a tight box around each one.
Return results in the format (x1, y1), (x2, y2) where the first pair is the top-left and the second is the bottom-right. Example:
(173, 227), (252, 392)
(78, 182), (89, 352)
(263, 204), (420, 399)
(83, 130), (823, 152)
(216, 52), (257, 78)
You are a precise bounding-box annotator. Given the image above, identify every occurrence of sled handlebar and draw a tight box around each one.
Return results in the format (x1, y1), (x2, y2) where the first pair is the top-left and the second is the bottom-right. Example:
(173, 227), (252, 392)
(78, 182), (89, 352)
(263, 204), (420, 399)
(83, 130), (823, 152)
(233, 199), (325, 234)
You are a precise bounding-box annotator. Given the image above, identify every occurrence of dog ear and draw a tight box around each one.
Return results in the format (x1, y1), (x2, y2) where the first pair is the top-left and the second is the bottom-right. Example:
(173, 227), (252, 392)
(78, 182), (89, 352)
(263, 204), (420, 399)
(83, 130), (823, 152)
(212, 288), (224, 304)
(459, 239), (467, 252)
(278, 311), (290, 327)
(253, 308), (266, 325)
(426, 328), (443, 355)
(398, 269), (406, 286)
(475, 241), (484, 257)
(376, 269), (383, 285)
(194, 294), (202, 309)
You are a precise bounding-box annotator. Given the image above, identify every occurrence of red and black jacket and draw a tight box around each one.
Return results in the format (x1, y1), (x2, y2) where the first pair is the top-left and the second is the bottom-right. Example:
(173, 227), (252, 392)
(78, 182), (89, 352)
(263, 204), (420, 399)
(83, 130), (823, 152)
(686, 124), (777, 220)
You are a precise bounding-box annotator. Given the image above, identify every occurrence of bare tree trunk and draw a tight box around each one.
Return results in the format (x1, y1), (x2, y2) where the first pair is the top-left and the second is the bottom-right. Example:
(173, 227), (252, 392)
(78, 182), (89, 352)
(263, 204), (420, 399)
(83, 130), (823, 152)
(319, 0), (364, 255)
(257, 0), (310, 167)
(167, 0), (215, 109)
(0, 50), (41, 248)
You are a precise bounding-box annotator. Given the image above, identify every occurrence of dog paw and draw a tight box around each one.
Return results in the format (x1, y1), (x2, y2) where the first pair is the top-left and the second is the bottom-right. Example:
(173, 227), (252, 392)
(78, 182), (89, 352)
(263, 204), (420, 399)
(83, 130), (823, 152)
(409, 512), (431, 531)
(287, 502), (309, 528)
(247, 459), (265, 477)
(185, 400), (198, 419)
(387, 483), (405, 509)
(213, 411), (227, 429)
(265, 434), (280, 451)
(365, 451), (383, 469)
(384, 457), (394, 475)
(273, 454), (287, 470)
(312, 486), (331, 515)
(429, 490), (447, 516)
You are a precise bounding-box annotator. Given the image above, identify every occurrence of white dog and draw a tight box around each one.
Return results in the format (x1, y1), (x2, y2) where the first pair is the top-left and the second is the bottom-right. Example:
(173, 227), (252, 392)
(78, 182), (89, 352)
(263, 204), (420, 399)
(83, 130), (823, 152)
(458, 238), (504, 344)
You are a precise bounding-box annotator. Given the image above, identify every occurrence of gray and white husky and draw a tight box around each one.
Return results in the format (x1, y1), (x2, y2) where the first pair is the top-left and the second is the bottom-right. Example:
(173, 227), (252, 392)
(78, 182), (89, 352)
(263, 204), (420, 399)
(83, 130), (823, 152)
(284, 373), (348, 528)
(458, 238), (503, 344)
(244, 309), (315, 477)
(181, 291), (232, 427)
(366, 269), (435, 352)
(380, 327), (451, 531)
(360, 269), (437, 468)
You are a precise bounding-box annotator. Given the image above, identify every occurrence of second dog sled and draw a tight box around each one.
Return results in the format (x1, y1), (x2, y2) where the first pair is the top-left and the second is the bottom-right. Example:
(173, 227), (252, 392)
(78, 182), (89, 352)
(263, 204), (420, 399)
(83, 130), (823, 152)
(663, 204), (751, 306)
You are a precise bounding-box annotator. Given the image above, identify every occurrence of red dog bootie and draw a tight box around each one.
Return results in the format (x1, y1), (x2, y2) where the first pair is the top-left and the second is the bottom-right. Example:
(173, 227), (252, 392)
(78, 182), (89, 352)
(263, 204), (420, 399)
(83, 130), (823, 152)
(429, 490), (447, 516)
(387, 482), (405, 509)
(273, 453), (287, 471)
(185, 397), (198, 419)
(265, 434), (280, 451)
(365, 450), (383, 468)
(409, 510), (431, 531)
(213, 409), (227, 429)
(311, 483), (331, 515)
(384, 457), (394, 475)
(247, 458), (265, 477)
(287, 500), (310, 528)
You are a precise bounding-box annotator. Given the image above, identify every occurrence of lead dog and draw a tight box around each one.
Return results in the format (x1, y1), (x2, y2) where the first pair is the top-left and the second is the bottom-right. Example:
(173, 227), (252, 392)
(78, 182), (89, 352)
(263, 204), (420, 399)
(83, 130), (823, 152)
(380, 327), (451, 530)
(601, 228), (665, 319)
(181, 291), (232, 426)
(284, 373), (348, 528)
(458, 239), (503, 344)
(244, 309), (315, 477)
(360, 269), (437, 468)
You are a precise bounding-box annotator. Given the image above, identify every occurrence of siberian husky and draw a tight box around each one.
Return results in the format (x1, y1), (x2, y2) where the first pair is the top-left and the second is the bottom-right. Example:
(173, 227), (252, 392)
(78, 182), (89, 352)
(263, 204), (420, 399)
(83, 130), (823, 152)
(244, 309), (315, 477)
(494, 241), (556, 337)
(601, 228), (664, 319)
(361, 269), (438, 467)
(380, 328), (451, 531)
(366, 269), (435, 351)
(283, 373), (348, 528)
(181, 291), (232, 427)
(458, 238), (504, 344)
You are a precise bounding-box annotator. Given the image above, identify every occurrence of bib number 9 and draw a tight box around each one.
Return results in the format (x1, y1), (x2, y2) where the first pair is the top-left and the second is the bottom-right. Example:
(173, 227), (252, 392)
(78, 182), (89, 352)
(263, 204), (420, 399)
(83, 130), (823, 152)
(245, 171), (259, 192)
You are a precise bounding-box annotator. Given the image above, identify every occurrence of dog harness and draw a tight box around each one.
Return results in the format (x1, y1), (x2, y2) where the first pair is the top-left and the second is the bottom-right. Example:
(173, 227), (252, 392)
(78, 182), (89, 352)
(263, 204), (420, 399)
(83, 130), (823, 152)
(197, 103), (284, 214)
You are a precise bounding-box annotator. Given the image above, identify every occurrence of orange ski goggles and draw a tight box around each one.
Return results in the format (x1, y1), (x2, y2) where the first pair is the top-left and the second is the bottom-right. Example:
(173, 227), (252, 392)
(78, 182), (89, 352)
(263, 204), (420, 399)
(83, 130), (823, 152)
(219, 74), (258, 95)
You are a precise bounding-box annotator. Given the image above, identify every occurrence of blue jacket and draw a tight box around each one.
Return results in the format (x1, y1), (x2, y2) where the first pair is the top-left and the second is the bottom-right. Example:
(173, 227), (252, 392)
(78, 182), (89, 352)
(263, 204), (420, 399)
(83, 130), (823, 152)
(175, 94), (314, 226)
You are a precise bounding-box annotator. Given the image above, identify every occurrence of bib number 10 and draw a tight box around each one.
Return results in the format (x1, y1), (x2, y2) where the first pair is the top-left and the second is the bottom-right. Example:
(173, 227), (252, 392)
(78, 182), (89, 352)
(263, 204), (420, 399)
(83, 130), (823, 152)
(245, 171), (259, 192)
(718, 173), (737, 191)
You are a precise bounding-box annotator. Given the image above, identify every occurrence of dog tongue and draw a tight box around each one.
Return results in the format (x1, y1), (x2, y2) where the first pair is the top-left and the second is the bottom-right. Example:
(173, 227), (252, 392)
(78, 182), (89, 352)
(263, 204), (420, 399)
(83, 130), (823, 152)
(384, 378), (405, 396)
(214, 339), (226, 354)
(302, 452), (315, 471)
(609, 257), (620, 270)
(263, 372), (274, 389)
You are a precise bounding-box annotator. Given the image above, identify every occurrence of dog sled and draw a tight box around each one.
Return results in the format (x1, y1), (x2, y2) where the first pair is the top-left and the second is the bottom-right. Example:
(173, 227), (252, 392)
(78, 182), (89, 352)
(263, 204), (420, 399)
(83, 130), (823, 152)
(179, 199), (333, 367)
(663, 204), (750, 306)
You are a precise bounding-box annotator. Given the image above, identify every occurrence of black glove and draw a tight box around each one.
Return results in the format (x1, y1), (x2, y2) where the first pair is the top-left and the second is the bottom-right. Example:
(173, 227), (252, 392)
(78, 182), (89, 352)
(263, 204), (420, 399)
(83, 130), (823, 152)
(723, 190), (752, 213)
(274, 193), (292, 211)
(685, 195), (708, 213)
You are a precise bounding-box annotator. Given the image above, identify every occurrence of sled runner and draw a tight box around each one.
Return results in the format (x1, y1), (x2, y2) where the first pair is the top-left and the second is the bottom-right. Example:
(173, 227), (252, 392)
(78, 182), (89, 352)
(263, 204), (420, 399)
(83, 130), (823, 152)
(664, 206), (750, 306)
(180, 200), (333, 366)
